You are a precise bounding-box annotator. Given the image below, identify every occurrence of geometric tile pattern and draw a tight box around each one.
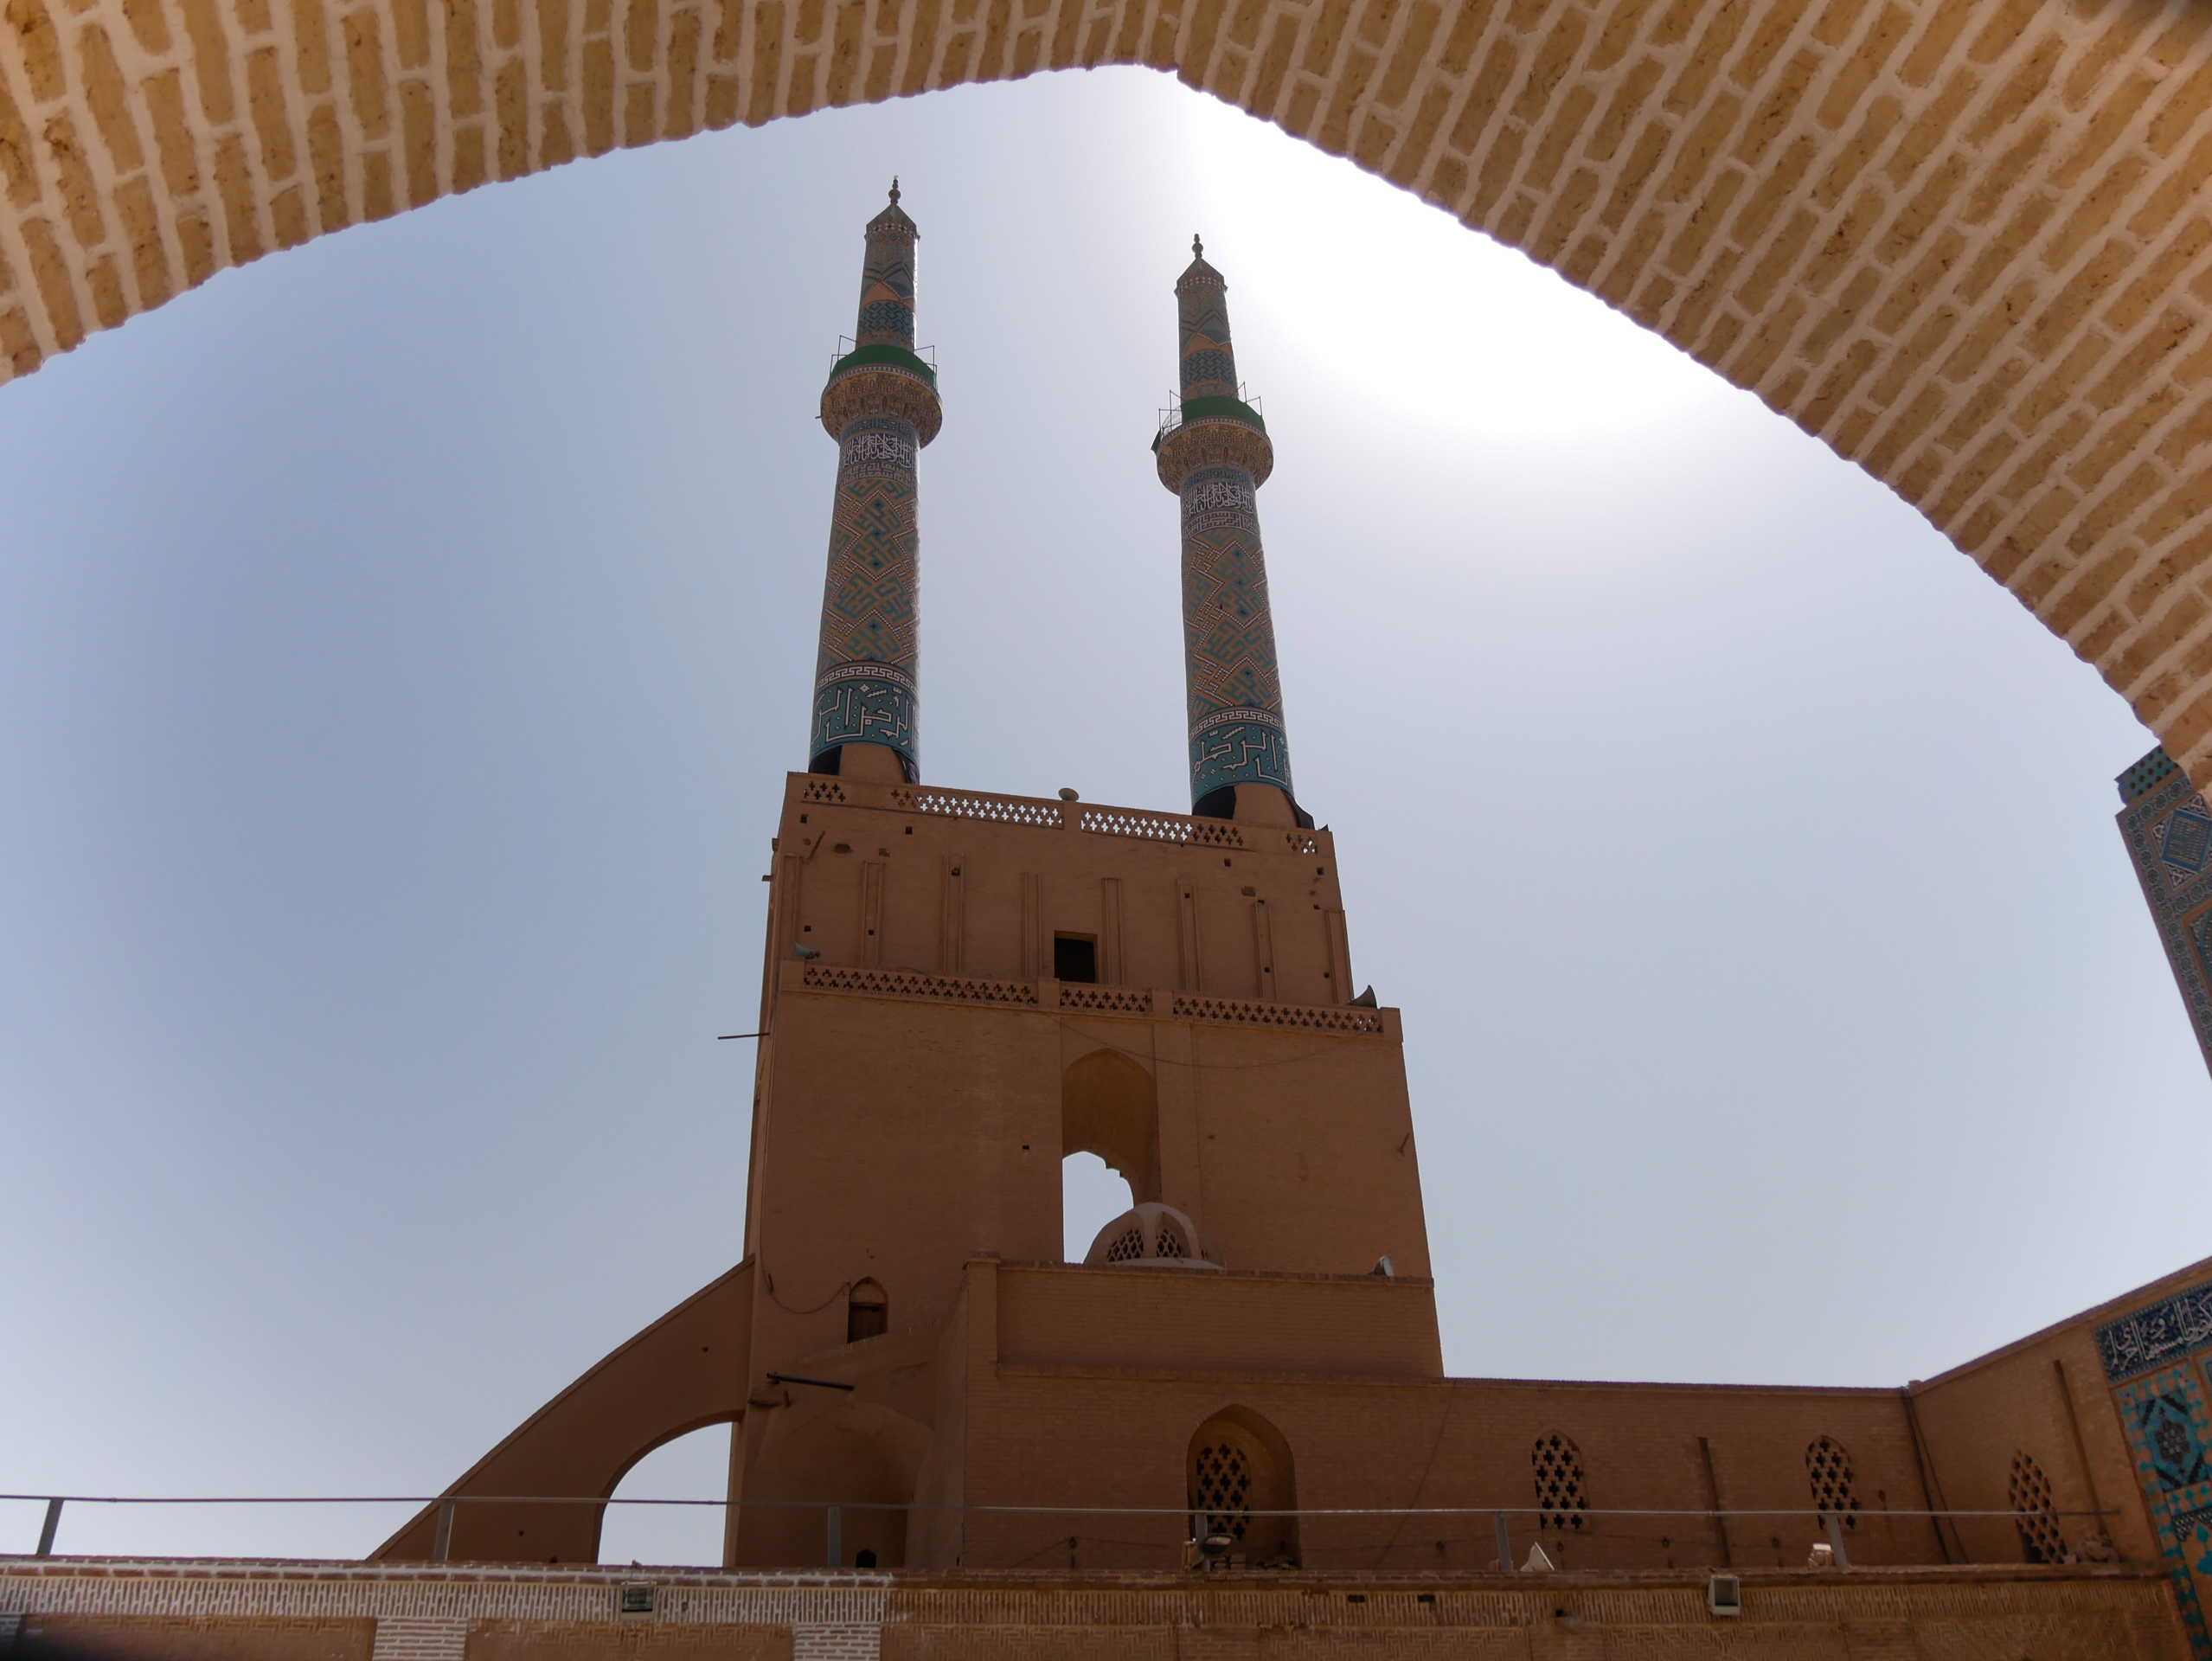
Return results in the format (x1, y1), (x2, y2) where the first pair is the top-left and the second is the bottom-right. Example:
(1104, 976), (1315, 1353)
(1177, 241), (1236, 403)
(2129, 1386), (2212, 1496)
(854, 184), (915, 351)
(2115, 747), (2212, 1082)
(811, 413), (920, 772)
(1182, 461), (1294, 805)
(2117, 1365), (2212, 1659)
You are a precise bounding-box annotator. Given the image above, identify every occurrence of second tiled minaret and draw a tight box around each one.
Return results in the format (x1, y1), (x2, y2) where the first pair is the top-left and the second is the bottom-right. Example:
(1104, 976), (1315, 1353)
(1154, 237), (1307, 828)
(809, 183), (942, 784)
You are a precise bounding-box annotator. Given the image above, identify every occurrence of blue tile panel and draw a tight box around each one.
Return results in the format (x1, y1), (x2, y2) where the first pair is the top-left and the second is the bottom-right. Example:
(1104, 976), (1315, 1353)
(1181, 463), (1294, 805)
(811, 416), (920, 773)
(2118, 1367), (2212, 1658)
(2100, 1282), (2212, 1383)
(2114, 760), (2212, 1080)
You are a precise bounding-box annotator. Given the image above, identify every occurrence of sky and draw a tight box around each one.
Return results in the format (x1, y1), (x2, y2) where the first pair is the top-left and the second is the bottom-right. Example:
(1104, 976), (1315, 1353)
(1, 64), (2202, 1570)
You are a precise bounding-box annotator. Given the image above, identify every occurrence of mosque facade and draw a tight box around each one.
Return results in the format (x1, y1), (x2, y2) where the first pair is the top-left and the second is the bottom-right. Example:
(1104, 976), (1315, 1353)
(356, 189), (2212, 1648)
(18, 194), (2212, 1658)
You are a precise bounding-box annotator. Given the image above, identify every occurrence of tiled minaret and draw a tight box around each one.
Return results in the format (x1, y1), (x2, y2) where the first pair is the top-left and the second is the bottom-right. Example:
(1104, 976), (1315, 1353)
(1154, 237), (1309, 829)
(808, 182), (943, 784)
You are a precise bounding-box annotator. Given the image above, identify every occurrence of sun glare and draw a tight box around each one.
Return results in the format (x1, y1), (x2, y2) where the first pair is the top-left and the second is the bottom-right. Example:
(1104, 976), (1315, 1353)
(1183, 96), (1732, 440)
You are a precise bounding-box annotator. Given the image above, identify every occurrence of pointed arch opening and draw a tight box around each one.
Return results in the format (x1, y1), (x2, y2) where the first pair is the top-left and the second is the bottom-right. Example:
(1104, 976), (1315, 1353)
(1061, 1047), (1161, 1205)
(847, 1279), (888, 1344)
(1186, 1405), (1298, 1568)
(598, 1421), (734, 1568)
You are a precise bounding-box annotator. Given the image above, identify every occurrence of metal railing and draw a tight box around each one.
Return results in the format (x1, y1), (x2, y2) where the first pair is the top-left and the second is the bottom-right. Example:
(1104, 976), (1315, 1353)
(2, 1493), (2125, 1574)
(830, 337), (938, 371)
(1155, 387), (1263, 442)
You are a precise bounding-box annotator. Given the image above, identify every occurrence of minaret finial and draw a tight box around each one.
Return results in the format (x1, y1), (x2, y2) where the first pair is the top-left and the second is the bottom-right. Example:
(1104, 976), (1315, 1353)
(1193, 233), (1202, 259)
(890, 176), (901, 206)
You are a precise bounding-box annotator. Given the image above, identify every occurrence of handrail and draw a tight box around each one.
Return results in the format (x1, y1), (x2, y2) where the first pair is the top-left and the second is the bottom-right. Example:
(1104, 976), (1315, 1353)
(0, 1491), (2125, 1519)
(7, 1492), (2121, 1571)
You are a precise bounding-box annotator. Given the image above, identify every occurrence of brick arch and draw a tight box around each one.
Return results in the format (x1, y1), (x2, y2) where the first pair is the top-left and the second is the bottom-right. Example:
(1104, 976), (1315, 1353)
(10, 0), (2212, 767)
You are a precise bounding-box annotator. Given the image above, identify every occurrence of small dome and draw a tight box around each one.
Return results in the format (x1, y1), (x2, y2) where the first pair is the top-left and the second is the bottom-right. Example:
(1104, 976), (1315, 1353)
(1083, 1202), (1221, 1270)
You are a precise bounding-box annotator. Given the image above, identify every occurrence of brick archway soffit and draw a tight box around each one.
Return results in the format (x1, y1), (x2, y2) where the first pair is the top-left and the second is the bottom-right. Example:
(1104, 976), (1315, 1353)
(10, 0), (2212, 769)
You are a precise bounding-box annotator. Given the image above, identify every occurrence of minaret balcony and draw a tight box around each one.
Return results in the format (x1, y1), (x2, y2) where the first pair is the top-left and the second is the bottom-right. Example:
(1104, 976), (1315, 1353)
(827, 339), (939, 389)
(1154, 395), (1273, 491)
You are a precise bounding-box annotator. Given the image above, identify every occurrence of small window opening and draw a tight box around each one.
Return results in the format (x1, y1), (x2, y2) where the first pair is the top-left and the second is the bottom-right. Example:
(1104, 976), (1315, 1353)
(1055, 935), (1098, 983)
(847, 1279), (888, 1343)
(854, 1549), (878, 1568)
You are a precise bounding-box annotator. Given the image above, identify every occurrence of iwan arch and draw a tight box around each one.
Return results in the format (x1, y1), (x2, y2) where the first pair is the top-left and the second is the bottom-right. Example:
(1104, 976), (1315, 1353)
(13, 0), (2212, 774)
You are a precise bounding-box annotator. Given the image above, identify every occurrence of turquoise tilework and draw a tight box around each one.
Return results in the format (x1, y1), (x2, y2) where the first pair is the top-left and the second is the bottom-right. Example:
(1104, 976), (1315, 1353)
(811, 414), (920, 773)
(2118, 1366), (2212, 1657)
(1179, 462), (1292, 806)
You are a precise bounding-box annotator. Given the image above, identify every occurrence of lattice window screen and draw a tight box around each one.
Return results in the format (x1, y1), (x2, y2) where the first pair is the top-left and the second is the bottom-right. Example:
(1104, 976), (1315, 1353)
(2010, 1451), (2069, 1564)
(1532, 1433), (1587, 1531)
(1190, 1441), (1253, 1541)
(1805, 1437), (1863, 1532)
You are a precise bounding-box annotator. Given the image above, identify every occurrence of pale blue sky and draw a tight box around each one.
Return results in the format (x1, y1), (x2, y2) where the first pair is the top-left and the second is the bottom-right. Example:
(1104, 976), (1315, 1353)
(1, 65), (2198, 1568)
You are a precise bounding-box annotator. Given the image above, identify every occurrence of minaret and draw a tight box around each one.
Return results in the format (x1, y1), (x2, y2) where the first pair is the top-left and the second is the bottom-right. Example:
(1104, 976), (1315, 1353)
(808, 182), (943, 784)
(1153, 237), (1308, 829)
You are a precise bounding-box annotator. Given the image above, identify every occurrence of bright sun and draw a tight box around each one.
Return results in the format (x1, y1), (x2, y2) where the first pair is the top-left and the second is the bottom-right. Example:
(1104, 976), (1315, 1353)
(1183, 95), (1735, 440)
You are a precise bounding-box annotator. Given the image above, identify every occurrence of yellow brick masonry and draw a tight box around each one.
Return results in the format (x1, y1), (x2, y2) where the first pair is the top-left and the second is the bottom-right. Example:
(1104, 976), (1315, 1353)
(12, 0), (2212, 772)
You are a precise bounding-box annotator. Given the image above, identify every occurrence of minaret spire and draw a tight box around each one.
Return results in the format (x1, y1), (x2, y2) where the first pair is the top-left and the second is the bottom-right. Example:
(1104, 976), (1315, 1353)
(807, 187), (941, 783)
(1153, 240), (1308, 828)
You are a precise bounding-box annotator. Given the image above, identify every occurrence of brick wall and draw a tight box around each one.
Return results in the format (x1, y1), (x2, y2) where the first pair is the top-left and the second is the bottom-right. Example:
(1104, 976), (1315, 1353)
(8, 0), (2212, 773)
(0, 1559), (2188, 1658)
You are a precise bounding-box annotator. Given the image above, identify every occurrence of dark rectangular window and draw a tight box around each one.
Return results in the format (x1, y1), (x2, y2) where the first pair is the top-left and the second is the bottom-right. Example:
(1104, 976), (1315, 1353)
(1055, 935), (1097, 983)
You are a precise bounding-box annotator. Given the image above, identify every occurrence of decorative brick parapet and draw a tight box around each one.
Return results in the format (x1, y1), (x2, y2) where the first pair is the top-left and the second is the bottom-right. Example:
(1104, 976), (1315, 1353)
(0, 1558), (893, 1626)
(792, 959), (1394, 1036)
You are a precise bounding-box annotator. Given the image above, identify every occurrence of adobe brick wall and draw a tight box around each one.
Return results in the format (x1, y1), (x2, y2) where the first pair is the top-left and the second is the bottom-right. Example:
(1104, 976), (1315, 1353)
(8, 1613), (375, 1658)
(0, 1558), (2191, 1658)
(7, 0), (2212, 773)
